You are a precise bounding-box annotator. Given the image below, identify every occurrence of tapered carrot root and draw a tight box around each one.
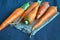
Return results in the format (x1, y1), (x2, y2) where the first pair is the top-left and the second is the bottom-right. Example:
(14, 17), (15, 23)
(17, 2), (39, 24)
(0, 8), (24, 30)
(36, 2), (50, 19)
(0, 2), (30, 30)
(32, 6), (57, 31)
(24, 5), (39, 25)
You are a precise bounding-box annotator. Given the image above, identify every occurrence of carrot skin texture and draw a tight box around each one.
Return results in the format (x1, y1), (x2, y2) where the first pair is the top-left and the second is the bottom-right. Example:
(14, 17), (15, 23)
(17, 2), (38, 23)
(24, 5), (39, 25)
(32, 6), (57, 31)
(36, 2), (50, 19)
(0, 8), (24, 30)
(0, 2), (30, 30)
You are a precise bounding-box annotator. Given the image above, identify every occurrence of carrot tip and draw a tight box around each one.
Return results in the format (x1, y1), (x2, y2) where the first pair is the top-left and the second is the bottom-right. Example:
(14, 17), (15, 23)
(0, 28), (2, 31)
(37, 15), (41, 19)
(32, 28), (34, 31)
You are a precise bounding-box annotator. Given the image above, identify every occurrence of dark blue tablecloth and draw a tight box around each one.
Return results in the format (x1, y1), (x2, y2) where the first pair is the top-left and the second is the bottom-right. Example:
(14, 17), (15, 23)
(0, 0), (60, 40)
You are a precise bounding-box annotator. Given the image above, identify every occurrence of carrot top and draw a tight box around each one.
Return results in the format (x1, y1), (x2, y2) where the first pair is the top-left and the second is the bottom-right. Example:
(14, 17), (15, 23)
(21, 2), (30, 10)
(37, 0), (42, 4)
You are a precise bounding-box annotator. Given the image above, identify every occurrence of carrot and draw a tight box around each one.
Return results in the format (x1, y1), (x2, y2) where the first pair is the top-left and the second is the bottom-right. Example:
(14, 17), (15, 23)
(24, 5), (39, 25)
(17, 0), (42, 24)
(32, 6), (57, 31)
(0, 2), (30, 30)
(36, 2), (50, 19)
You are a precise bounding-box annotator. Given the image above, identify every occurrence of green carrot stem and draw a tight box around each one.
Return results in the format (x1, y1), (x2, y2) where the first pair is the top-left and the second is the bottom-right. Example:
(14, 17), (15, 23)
(37, 0), (42, 4)
(21, 2), (30, 10)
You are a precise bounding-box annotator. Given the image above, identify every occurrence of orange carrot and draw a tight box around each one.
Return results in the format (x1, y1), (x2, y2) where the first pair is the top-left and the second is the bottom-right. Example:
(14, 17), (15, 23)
(0, 2), (30, 30)
(36, 2), (50, 19)
(24, 5), (39, 25)
(0, 8), (24, 30)
(17, 1), (40, 24)
(32, 6), (57, 31)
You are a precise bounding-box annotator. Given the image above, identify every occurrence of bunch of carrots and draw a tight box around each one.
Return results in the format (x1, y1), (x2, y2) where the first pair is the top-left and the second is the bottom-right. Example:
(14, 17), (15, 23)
(0, 0), (57, 31)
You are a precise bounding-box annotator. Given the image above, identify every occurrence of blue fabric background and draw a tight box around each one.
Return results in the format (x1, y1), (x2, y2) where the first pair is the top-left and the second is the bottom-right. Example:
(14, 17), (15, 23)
(0, 0), (60, 40)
